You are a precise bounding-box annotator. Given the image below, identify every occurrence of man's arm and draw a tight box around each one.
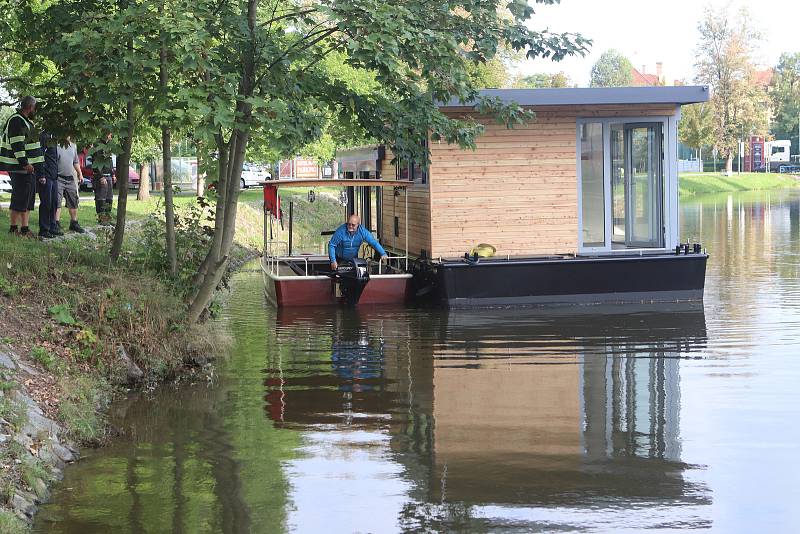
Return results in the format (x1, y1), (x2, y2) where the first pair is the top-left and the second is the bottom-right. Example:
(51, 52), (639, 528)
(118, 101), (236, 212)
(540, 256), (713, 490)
(361, 227), (387, 258)
(328, 228), (342, 267)
(73, 148), (82, 180)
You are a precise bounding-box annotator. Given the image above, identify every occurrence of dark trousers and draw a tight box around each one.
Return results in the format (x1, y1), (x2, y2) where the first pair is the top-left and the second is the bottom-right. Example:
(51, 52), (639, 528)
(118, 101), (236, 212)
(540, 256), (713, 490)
(93, 175), (113, 214)
(38, 178), (58, 234)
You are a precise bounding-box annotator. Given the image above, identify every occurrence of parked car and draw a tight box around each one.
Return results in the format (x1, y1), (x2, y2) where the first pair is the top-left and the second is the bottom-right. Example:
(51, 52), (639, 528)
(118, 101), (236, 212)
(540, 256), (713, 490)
(78, 149), (139, 190)
(0, 171), (11, 193)
(240, 163), (271, 188)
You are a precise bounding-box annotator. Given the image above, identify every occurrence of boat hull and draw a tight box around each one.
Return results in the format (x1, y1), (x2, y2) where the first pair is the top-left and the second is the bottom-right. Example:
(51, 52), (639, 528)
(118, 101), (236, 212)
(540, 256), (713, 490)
(433, 253), (708, 308)
(264, 271), (411, 307)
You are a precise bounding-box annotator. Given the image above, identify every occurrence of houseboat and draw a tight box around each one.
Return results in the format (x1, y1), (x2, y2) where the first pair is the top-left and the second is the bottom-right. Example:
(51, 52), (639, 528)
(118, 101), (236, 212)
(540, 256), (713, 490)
(335, 86), (711, 307)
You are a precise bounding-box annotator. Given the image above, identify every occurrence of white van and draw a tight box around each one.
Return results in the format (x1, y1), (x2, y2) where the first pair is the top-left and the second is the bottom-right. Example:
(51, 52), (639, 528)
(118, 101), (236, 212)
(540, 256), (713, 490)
(241, 163), (271, 188)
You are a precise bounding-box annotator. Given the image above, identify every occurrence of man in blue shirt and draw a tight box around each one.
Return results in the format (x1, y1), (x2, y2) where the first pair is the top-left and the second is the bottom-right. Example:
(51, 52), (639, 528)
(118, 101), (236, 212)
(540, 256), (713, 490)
(328, 214), (388, 270)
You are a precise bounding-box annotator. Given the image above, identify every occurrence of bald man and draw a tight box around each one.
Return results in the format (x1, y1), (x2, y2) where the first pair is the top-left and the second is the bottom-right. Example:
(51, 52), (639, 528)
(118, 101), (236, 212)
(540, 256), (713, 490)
(328, 214), (388, 270)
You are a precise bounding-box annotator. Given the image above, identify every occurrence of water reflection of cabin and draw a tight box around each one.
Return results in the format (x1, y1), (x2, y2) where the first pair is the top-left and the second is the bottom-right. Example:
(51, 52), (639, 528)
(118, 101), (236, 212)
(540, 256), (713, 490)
(337, 86), (711, 307)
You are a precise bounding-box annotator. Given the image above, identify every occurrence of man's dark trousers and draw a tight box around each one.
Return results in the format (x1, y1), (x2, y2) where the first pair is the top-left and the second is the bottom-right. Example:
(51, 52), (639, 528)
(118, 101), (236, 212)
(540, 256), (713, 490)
(38, 177), (58, 234)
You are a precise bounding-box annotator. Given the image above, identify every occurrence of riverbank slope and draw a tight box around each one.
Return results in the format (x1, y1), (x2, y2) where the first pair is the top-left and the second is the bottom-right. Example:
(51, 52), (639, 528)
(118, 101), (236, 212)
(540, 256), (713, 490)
(0, 194), (261, 530)
(679, 172), (799, 196)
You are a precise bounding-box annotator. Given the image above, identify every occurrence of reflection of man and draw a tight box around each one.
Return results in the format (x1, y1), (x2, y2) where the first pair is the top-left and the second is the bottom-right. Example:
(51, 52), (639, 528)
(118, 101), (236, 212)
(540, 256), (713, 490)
(328, 214), (387, 270)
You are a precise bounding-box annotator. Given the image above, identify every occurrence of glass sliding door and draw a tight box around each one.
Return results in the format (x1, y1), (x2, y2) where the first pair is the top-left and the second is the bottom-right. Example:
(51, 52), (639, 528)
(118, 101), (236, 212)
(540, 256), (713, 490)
(626, 124), (663, 248)
(611, 126), (626, 246)
(580, 123), (605, 248)
(578, 119), (667, 251)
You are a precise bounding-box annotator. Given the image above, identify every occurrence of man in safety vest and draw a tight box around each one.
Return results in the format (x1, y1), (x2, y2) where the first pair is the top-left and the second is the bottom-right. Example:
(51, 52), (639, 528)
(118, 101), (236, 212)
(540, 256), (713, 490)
(328, 214), (388, 271)
(1, 96), (45, 237)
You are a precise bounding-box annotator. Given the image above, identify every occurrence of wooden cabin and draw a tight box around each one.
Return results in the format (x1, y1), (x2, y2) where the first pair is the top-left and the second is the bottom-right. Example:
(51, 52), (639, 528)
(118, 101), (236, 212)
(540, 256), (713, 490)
(337, 87), (711, 307)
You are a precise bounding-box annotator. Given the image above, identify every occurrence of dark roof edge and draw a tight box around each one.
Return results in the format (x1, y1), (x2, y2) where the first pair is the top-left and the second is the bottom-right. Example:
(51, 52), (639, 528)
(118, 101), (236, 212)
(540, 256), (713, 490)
(441, 86), (710, 108)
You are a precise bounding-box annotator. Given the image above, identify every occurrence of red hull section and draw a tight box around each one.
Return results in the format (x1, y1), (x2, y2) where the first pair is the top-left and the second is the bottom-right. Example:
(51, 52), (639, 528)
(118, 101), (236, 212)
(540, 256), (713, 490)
(266, 276), (410, 307)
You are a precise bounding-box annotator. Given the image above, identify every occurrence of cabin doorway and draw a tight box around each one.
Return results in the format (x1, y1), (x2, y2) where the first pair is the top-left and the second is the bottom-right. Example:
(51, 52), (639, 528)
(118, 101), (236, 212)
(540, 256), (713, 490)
(610, 123), (664, 249)
(578, 116), (674, 253)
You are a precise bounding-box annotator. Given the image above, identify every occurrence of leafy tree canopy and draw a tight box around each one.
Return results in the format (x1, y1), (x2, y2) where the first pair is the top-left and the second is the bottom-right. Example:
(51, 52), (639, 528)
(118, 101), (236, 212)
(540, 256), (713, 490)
(514, 71), (571, 88)
(694, 5), (767, 169)
(771, 52), (800, 155)
(589, 49), (632, 87)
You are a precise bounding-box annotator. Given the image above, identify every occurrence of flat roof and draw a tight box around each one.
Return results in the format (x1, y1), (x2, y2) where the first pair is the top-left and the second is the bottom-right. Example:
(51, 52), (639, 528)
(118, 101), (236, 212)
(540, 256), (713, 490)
(442, 86), (710, 108)
(261, 179), (413, 188)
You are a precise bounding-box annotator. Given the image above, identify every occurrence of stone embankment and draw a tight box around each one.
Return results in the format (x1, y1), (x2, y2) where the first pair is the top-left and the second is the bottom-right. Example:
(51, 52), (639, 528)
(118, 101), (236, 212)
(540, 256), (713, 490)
(0, 345), (81, 523)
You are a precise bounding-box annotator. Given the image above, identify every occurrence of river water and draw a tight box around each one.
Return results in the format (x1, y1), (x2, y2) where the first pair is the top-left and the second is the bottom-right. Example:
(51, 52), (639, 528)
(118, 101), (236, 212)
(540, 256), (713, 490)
(34, 189), (800, 533)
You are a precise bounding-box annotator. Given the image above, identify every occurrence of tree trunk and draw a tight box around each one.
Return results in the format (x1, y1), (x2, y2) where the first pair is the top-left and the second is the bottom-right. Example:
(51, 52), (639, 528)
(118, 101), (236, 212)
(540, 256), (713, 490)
(137, 163), (150, 201)
(163, 127), (177, 275)
(185, 0), (256, 323)
(110, 99), (135, 261)
(160, 5), (177, 276)
(195, 139), (204, 197)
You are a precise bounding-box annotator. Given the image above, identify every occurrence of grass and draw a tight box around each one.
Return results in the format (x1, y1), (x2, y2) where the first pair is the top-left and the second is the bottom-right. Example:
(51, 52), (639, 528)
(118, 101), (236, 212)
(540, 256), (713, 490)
(0, 509), (27, 533)
(679, 172), (799, 196)
(56, 375), (110, 444)
(0, 397), (27, 430)
(239, 187), (345, 254)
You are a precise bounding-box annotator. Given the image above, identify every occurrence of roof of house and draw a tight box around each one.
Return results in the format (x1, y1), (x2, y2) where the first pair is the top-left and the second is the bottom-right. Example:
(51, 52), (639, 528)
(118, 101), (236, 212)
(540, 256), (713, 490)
(631, 68), (660, 86)
(442, 86), (710, 108)
(753, 69), (773, 87)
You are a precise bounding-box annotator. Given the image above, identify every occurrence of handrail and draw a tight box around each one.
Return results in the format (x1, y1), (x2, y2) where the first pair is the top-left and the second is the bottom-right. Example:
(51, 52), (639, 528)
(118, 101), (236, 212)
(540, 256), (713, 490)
(367, 254), (407, 275)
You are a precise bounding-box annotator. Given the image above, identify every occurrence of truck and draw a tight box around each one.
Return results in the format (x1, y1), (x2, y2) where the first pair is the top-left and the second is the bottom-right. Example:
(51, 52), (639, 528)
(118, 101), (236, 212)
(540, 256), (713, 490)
(750, 138), (800, 173)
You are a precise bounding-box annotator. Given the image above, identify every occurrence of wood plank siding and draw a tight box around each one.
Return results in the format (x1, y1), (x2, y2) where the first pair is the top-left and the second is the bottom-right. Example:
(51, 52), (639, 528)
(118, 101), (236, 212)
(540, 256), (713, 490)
(379, 104), (677, 259)
(379, 151), (433, 257)
(428, 104), (676, 258)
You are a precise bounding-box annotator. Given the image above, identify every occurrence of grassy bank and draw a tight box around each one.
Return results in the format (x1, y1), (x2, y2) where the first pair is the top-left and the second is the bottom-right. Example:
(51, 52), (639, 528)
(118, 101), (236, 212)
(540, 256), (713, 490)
(679, 172), (799, 196)
(0, 192), (264, 527)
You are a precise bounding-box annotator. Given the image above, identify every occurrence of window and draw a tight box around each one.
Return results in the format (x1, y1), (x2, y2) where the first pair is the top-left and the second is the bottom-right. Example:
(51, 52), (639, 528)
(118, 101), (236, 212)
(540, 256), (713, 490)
(394, 139), (428, 185)
(580, 123), (605, 247)
(577, 118), (674, 252)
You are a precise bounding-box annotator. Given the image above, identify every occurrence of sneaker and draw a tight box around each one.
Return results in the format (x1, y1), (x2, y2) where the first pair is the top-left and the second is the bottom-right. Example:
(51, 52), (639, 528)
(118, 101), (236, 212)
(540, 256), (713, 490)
(19, 228), (35, 239)
(39, 231), (55, 239)
(68, 221), (85, 233)
(52, 222), (64, 236)
(8, 226), (18, 235)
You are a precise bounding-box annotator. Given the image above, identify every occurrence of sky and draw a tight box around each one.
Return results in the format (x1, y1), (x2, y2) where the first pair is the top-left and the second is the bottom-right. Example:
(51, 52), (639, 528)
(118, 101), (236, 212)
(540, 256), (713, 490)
(517, 0), (800, 86)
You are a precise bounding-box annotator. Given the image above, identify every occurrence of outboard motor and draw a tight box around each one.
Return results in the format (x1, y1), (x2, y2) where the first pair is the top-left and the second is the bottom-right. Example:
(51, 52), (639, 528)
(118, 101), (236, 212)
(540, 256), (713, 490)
(337, 258), (370, 306)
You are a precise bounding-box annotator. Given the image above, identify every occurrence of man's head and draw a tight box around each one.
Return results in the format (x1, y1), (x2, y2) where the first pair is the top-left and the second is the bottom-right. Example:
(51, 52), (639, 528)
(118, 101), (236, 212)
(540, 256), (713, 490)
(346, 214), (360, 232)
(19, 96), (37, 119)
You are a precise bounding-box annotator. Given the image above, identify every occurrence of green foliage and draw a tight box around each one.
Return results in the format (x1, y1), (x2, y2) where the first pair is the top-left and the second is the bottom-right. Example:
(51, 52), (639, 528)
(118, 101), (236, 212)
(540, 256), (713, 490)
(130, 196), (217, 299)
(48, 303), (76, 326)
(30, 346), (57, 371)
(771, 52), (800, 155)
(590, 49), (633, 87)
(515, 71), (571, 88)
(0, 275), (18, 298)
(679, 103), (714, 150)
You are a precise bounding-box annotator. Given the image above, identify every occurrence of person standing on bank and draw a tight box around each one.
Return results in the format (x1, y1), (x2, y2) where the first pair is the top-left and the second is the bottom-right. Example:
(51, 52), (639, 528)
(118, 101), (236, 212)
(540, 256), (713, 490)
(328, 214), (388, 270)
(55, 135), (85, 233)
(36, 129), (59, 238)
(91, 132), (114, 225)
(0, 96), (44, 237)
